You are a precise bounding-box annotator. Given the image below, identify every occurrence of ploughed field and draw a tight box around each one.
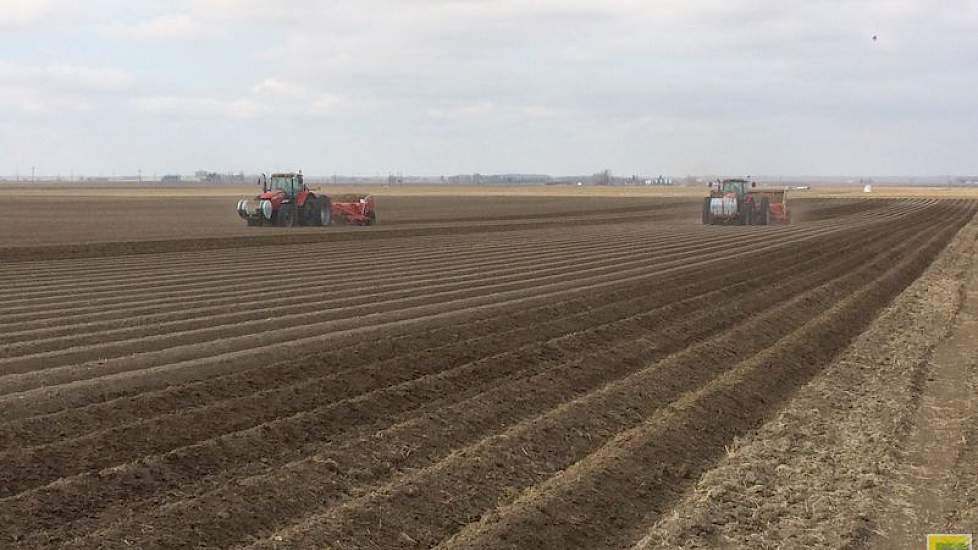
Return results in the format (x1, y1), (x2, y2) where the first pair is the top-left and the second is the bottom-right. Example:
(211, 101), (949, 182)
(0, 193), (692, 249)
(1, 193), (975, 549)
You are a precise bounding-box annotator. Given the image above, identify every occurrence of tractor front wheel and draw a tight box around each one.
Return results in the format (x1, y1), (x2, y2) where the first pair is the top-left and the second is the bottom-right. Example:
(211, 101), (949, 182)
(279, 204), (297, 227)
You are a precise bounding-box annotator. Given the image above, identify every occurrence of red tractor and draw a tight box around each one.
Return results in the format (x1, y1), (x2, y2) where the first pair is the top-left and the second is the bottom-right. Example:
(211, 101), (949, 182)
(701, 178), (789, 225)
(236, 172), (377, 227)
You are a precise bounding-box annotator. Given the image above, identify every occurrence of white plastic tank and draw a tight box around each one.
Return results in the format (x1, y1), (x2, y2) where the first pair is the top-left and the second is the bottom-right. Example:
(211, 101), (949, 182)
(863, 184), (873, 193)
(711, 197), (738, 217)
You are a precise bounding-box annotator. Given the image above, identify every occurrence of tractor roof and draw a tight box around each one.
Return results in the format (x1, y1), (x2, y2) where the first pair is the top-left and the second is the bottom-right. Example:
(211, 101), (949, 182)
(270, 172), (298, 177)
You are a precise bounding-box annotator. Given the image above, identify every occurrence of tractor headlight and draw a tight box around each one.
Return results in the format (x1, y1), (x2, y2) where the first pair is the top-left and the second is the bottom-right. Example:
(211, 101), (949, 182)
(261, 199), (273, 220)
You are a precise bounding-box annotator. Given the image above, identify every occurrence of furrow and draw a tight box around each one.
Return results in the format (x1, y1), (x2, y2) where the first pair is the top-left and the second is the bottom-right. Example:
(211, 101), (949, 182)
(434, 204), (973, 550)
(31, 204), (943, 549)
(0, 220), (864, 498)
(0, 229), (741, 350)
(238, 203), (964, 550)
(0, 227), (787, 372)
(0, 222), (836, 401)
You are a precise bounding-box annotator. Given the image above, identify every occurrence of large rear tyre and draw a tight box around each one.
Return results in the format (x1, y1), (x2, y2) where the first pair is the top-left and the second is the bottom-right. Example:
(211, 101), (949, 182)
(758, 197), (770, 226)
(320, 198), (333, 226)
(279, 204), (297, 227)
(702, 198), (712, 225)
(304, 199), (320, 226)
(366, 210), (377, 226)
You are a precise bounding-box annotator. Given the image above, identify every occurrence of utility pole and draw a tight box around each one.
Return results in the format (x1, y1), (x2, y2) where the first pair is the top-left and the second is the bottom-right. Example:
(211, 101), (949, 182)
(138, 169), (142, 184)
(31, 166), (35, 183)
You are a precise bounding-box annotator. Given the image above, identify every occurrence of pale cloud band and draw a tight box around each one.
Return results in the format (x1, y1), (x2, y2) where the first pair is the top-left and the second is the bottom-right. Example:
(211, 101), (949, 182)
(1, 0), (976, 176)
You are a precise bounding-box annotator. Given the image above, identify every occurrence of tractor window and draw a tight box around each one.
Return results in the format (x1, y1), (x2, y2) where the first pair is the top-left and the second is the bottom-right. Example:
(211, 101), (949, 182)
(269, 176), (295, 195)
(722, 181), (744, 194)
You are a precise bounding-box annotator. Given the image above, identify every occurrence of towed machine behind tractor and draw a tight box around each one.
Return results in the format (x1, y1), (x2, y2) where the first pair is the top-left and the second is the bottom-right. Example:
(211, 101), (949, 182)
(702, 179), (789, 225)
(236, 172), (376, 227)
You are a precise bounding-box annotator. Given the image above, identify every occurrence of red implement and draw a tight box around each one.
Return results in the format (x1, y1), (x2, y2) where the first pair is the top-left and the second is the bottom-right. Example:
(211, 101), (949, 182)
(331, 195), (377, 226)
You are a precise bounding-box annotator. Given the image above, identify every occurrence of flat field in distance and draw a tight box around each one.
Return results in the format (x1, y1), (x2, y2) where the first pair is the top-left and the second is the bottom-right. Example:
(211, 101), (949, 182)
(5, 182), (977, 247)
(0, 184), (698, 247)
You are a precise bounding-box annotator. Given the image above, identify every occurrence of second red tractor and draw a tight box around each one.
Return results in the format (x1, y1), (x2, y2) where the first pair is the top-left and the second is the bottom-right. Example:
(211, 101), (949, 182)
(702, 178), (789, 225)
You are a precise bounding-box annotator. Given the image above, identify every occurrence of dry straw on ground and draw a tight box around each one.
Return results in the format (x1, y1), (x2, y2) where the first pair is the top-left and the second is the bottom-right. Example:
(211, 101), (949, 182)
(636, 219), (978, 549)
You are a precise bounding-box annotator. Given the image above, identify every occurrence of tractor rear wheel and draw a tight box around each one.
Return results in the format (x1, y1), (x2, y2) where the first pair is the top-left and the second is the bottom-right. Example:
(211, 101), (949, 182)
(738, 202), (750, 225)
(320, 198), (332, 226)
(280, 204), (297, 227)
(758, 198), (770, 225)
(702, 198), (712, 225)
(304, 199), (320, 226)
(366, 210), (377, 226)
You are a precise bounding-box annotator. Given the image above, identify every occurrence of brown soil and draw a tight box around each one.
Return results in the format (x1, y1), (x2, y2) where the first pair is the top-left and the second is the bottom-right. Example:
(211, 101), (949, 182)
(0, 191), (972, 549)
(0, 194), (692, 249)
(636, 203), (978, 549)
(0, 192), (883, 260)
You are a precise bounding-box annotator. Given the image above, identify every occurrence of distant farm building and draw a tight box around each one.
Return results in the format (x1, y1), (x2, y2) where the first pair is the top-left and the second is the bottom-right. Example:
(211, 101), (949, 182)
(194, 170), (245, 183)
(446, 173), (550, 185)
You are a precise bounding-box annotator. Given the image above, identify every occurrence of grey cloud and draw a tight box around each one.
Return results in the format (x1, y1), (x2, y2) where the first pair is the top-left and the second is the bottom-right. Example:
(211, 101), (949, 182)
(2, 1), (977, 176)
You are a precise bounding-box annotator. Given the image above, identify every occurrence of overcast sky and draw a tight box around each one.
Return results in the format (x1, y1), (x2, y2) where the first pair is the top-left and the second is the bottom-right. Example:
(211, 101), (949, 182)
(1, 1), (976, 177)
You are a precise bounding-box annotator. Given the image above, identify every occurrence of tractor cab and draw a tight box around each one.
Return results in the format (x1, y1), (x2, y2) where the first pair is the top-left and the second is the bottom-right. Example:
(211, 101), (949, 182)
(265, 172), (306, 197)
(718, 179), (754, 197)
